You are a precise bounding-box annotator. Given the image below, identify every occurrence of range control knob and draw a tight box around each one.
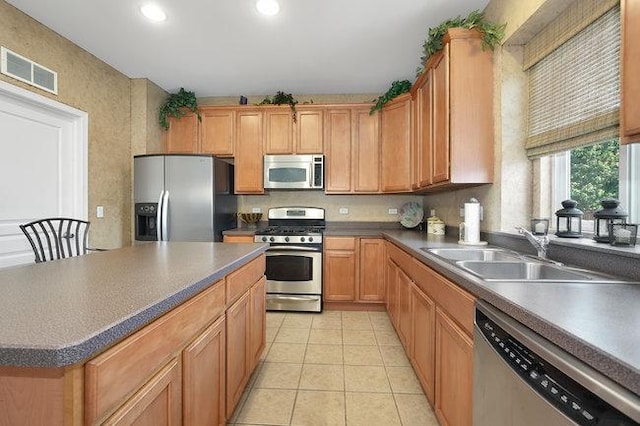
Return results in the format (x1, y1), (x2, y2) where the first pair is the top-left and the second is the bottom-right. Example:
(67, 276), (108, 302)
(300, 237), (306, 242)
(285, 236), (290, 242)
(261, 236), (267, 242)
(308, 237), (314, 242)
(269, 237), (275, 242)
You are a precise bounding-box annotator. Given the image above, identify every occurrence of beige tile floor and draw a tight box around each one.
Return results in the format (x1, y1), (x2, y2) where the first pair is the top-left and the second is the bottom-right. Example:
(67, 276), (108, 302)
(227, 310), (439, 426)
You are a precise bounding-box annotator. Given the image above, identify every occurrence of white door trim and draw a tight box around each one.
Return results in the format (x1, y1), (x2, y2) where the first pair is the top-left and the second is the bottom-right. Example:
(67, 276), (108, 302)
(0, 80), (88, 268)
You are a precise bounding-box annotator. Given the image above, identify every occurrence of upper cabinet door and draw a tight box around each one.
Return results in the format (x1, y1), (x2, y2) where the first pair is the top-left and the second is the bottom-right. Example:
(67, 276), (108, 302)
(621, 0), (640, 143)
(264, 108), (294, 154)
(235, 111), (264, 194)
(166, 112), (199, 153)
(200, 108), (235, 156)
(414, 70), (433, 189)
(296, 108), (324, 153)
(380, 94), (412, 192)
(324, 109), (353, 193)
(353, 108), (380, 192)
(431, 48), (450, 185)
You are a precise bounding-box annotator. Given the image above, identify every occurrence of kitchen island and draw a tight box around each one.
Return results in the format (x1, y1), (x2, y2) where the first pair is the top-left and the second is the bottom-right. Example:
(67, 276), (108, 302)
(0, 241), (268, 425)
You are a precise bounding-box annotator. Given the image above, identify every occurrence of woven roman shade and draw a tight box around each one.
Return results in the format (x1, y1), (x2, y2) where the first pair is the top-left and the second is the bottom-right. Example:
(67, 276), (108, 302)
(526, 5), (620, 159)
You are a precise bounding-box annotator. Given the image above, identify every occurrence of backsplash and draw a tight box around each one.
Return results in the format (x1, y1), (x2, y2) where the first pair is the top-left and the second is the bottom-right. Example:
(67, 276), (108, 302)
(239, 192), (423, 222)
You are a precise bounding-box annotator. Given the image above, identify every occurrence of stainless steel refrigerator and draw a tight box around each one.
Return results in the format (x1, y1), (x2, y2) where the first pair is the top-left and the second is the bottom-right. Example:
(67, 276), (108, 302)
(134, 154), (236, 242)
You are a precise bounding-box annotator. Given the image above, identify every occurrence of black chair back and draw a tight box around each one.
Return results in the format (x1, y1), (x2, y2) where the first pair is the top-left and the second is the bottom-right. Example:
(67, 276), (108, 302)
(19, 218), (90, 263)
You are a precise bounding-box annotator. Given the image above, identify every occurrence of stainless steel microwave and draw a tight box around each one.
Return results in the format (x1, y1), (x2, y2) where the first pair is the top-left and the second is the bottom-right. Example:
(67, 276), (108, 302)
(264, 154), (324, 190)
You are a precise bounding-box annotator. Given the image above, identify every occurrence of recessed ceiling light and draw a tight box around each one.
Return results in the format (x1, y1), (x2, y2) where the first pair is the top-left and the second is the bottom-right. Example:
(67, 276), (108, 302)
(140, 4), (167, 22)
(256, 0), (280, 16)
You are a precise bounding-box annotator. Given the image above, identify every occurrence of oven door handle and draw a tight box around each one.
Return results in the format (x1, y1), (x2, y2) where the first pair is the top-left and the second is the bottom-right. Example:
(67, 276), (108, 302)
(267, 246), (321, 253)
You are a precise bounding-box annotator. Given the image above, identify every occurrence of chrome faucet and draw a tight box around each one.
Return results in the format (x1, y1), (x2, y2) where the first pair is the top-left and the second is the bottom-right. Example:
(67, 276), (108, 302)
(515, 226), (550, 258)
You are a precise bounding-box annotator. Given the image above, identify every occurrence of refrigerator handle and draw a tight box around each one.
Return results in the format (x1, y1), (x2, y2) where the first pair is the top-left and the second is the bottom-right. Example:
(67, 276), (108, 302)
(161, 190), (169, 241)
(156, 190), (164, 241)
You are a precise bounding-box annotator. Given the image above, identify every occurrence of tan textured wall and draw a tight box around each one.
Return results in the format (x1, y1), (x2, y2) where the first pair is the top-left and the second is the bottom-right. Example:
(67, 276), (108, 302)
(145, 80), (167, 154)
(0, 1), (132, 248)
(239, 193), (423, 223)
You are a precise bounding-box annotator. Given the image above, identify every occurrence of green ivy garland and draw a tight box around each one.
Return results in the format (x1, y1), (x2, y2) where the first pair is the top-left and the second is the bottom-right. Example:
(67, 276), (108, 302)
(370, 80), (412, 115)
(416, 10), (506, 75)
(258, 91), (299, 122)
(158, 88), (201, 130)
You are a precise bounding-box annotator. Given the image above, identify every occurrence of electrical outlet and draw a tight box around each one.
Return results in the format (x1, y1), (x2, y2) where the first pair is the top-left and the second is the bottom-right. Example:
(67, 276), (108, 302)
(460, 208), (465, 217)
(96, 206), (104, 218)
(339, 207), (349, 215)
(388, 208), (398, 215)
(252, 207), (262, 213)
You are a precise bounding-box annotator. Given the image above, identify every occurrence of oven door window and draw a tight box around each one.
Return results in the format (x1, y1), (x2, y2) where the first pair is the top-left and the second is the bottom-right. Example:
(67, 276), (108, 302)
(268, 167), (307, 183)
(266, 254), (313, 281)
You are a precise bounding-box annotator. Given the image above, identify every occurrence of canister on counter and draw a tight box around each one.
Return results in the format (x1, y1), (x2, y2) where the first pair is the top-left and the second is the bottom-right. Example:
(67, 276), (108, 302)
(427, 210), (445, 235)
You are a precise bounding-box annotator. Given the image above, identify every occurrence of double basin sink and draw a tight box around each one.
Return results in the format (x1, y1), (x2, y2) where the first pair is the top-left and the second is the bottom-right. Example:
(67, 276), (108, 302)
(422, 248), (627, 283)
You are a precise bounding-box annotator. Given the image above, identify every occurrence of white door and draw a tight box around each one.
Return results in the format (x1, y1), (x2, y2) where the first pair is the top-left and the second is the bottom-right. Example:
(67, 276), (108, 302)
(0, 81), (87, 268)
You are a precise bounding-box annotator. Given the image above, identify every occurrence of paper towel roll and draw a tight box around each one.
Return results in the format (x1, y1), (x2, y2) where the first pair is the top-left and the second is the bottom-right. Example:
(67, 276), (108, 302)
(464, 202), (481, 243)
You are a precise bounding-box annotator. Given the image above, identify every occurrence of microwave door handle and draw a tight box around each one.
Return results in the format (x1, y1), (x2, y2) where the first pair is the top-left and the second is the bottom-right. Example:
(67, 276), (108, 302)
(309, 163), (314, 187)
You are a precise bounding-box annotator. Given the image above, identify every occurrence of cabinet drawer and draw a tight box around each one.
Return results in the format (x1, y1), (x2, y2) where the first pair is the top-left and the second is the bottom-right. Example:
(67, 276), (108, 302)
(85, 281), (225, 424)
(386, 241), (413, 273)
(226, 255), (266, 305)
(324, 237), (357, 250)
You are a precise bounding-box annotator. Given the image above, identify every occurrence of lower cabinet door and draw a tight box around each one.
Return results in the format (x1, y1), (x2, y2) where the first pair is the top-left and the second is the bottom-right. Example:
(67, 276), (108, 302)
(386, 258), (399, 325)
(397, 268), (413, 350)
(226, 291), (251, 417)
(435, 308), (473, 426)
(103, 357), (182, 426)
(323, 249), (357, 301)
(250, 277), (266, 370)
(358, 238), (385, 302)
(183, 316), (226, 426)
(411, 284), (436, 405)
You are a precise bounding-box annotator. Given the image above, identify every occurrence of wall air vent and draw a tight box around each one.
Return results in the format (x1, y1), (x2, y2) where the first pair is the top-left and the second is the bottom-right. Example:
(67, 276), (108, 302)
(1, 47), (58, 95)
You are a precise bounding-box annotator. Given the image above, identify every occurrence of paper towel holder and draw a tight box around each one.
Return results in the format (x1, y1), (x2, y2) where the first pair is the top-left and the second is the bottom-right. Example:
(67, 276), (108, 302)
(458, 198), (488, 245)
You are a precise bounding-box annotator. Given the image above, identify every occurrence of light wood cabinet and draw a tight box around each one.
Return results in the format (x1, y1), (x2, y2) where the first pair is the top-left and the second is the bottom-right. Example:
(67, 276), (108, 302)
(621, 0), (640, 143)
(250, 276), (267, 370)
(385, 241), (475, 425)
(264, 107), (294, 154)
(413, 70), (433, 189)
(324, 106), (380, 193)
(166, 113), (199, 153)
(411, 28), (494, 191)
(183, 315), (226, 426)
(263, 106), (324, 154)
(358, 238), (385, 302)
(324, 109), (353, 192)
(323, 237), (358, 301)
(411, 283), (436, 405)
(397, 267), (413, 349)
(435, 307), (473, 426)
(386, 257), (399, 324)
(223, 235), (256, 243)
(296, 107), (324, 153)
(235, 110), (264, 194)
(353, 109), (380, 192)
(226, 291), (251, 417)
(103, 356), (182, 426)
(200, 108), (235, 156)
(324, 237), (385, 304)
(380, 93), (412, 192)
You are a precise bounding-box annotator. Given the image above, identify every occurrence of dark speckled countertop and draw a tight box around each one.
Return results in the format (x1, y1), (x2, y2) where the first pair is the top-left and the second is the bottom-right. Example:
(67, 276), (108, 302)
(0, 242), (267, 368)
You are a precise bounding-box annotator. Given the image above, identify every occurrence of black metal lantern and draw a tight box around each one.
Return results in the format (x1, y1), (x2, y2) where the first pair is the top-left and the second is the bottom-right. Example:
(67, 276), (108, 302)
(593, 199), (627, 243)
(555, 200), (583, 238)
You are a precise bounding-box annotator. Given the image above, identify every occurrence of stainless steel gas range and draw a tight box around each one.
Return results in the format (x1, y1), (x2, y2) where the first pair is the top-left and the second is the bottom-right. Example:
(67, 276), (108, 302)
(254, 207), (325, 312)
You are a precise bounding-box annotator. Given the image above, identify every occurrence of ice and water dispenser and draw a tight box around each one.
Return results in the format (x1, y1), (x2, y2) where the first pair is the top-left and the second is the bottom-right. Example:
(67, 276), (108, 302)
(135, 203), (158, 241)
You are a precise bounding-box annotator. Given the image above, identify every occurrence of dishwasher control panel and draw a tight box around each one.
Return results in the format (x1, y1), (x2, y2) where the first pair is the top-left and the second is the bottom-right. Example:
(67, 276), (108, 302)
(477, 310), (637, 426)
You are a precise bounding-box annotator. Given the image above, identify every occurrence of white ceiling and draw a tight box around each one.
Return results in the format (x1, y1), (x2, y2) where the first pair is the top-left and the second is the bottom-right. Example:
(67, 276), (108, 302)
(7, 0), (490, 97)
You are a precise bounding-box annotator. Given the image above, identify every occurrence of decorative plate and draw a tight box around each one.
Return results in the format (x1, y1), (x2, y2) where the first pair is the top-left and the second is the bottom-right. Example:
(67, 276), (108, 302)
(399, 201), (424, 228)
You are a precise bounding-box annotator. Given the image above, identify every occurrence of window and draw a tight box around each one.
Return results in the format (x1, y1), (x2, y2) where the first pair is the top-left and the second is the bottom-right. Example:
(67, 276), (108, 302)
(525, 3), (638, 233)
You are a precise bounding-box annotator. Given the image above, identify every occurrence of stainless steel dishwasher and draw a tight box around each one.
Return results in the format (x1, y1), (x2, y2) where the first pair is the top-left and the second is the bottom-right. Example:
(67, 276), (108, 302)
(473, 301), (640, 425)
